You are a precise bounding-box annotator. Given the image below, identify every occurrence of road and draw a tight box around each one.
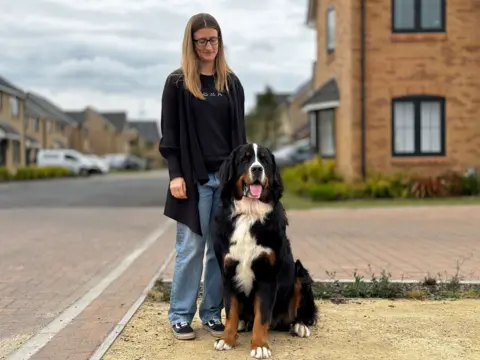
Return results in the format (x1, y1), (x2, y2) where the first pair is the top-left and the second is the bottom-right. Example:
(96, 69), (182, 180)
(0, 170), (178, 360)
(0, 171), (170, 208)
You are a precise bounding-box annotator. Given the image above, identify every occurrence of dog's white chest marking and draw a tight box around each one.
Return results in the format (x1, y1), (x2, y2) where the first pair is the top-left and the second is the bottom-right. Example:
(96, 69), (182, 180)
(225, 199), (273, 296)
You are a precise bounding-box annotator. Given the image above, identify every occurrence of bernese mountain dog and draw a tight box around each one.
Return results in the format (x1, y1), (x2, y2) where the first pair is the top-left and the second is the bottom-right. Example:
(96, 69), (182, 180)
(213, 143), (318, 358)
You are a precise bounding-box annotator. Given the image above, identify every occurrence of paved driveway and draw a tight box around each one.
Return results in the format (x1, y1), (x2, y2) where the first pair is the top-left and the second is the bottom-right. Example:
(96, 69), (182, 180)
(162, 205), (480, 282)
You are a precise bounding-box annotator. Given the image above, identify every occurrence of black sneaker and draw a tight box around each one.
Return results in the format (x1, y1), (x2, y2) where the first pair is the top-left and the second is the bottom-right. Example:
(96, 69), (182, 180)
(202, 318), (225, 337)
(171, 321), (195, 340)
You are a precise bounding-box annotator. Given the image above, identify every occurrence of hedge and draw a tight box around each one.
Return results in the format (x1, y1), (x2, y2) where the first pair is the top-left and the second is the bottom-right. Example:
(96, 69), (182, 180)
(0, 166), (74, 182)
(281, 156), (480, 201)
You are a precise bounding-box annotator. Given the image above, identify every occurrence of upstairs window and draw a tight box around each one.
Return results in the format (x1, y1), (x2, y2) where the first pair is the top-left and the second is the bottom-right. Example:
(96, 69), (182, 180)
(326, 7), (335, 52)
(392, 0), (445, 33)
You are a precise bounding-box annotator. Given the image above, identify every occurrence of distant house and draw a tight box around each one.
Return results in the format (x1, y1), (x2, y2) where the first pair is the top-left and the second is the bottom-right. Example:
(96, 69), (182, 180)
(0, 75), (26, 170)
(303, 0), (480, 180)
(127, 120), (163, 168)
(275, 77), (313, 146)
(100, 112), (139, 154)
(66, 107), (117, 155)
(25, 92), (78, 159)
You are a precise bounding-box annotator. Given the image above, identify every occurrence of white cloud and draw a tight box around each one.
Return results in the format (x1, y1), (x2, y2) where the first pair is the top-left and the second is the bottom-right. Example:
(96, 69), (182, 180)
(0, 0), (315, 118)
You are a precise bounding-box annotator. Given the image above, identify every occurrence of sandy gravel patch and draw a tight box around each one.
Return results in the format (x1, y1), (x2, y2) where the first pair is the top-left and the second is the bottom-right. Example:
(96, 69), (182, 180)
(103, 299), (480, 360)
(0, 334), (32, 359)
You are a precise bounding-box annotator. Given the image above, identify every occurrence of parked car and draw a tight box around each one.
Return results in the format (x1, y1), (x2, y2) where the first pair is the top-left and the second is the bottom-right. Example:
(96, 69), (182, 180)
(103, 153), (147, 171)
(273, 139), (315, 168)
(36, 149), (98, 176)
(85, 154), (110, 174)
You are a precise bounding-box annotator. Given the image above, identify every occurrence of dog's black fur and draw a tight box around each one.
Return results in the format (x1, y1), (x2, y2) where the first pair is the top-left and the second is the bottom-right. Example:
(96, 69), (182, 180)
(213, 143), (318, 355)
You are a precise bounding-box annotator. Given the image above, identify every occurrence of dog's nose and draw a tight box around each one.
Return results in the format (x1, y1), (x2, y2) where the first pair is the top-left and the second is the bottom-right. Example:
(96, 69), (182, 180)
(251, 165), (263, 175)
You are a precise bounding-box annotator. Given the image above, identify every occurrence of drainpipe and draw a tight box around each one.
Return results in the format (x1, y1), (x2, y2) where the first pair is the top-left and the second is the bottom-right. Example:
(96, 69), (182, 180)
(360, 0), (367, 180)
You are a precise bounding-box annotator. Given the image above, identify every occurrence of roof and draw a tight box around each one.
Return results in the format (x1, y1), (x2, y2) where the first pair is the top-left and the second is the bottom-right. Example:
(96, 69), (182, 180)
(0, 121), (21, 140)
(0, 75), (26, 99)
(64, 111), (85, 125)
(127, 120), (160, 142)
(25, 96), (52, 119)
(274, 93), (291, 105)
(301, 77), (339, 110)
(100, 112), (127, 132)
(27, 92), (77, 126)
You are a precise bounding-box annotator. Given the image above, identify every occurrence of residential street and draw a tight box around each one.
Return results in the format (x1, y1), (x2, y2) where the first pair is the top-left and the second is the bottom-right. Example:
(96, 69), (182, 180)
(0, 171), (176, 360)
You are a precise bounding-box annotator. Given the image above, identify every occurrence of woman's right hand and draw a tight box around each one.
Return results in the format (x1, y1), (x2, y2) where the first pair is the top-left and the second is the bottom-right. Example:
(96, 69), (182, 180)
(170, 177), (187, 199)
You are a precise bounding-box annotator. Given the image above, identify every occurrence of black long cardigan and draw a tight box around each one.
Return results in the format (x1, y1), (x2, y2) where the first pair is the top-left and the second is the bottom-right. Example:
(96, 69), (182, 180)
(158, 69), (247, 236)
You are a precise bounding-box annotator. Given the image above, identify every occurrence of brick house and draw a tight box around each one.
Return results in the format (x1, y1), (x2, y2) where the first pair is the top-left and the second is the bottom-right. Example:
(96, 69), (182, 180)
(25, 92), (78, 159)
(302, 0), (480, 181)
(0, 76), (26, 170)
(100, 112), (138, 154)
(127, 120), (163, 168)
(66, 107), (117, 155)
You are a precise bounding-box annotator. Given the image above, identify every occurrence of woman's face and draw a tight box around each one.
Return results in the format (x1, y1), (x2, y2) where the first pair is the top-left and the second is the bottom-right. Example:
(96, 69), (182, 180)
(193, 28), (219, 62)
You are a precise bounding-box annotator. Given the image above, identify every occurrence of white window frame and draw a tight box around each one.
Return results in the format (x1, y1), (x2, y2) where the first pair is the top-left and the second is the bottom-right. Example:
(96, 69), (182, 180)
(326, 7), (335, 53)
(10, 96), (19, 117)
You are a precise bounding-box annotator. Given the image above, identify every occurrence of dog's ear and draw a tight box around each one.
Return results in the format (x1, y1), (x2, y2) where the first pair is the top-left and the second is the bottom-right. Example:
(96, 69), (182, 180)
(218, 146), (241, 201)
(268, 148), (284, 202)
(218, 147), (237, 186)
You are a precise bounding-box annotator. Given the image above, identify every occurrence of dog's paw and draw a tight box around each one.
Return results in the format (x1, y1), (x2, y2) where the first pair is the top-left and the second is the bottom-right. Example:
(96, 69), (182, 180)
(250, 346), (272, 358)
(214, 339), (233, 351)
(237, 320), (246, 332)
(291, 323), (311, 337)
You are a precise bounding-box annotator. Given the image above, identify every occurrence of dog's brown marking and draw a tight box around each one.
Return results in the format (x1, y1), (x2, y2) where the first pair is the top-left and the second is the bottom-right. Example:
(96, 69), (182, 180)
(288, 277), (302, 320)
(259, 251), (276, 266)
(221, 295), (239, 347)
(223, 254), (232, 268)
(234, 174), (246, 199)
(251, 295), (270, 350)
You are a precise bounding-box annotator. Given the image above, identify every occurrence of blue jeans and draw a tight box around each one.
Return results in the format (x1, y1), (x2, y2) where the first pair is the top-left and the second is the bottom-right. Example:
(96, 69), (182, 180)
(168, 172), (223, 325)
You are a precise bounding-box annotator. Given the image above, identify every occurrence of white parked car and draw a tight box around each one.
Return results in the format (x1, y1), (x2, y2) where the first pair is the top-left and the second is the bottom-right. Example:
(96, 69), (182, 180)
(85, 154), (110, 174)
(36, 149), (97, 176)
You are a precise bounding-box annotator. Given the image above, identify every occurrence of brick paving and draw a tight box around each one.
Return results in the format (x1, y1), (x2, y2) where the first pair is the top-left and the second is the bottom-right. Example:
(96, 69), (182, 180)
(0, 207), (174, 359)
(2, 204), (480, 360)
(162, 205), (480, 282)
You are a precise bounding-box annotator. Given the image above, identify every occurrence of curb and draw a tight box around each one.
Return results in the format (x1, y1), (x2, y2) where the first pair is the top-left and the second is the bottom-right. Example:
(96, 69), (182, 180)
(89, 236), (176, 360)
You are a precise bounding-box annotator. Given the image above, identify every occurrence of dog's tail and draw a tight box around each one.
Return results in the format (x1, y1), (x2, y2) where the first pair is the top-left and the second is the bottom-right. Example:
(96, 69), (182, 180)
(294, 259), (318, 326)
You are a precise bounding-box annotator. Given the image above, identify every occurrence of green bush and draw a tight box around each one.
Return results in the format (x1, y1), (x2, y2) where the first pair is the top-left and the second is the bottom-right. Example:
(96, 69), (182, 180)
(460, 173), (480, 195)
(308, 183), (338, 201)
(0, 166), (12, 182)
(12, 166), (73, 181)
(281, 156), (341, 196)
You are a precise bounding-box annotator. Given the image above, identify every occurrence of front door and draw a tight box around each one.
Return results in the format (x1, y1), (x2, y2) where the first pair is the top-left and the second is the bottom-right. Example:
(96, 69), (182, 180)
(25, 148), (32, 166)
(0, 140), (7, 167)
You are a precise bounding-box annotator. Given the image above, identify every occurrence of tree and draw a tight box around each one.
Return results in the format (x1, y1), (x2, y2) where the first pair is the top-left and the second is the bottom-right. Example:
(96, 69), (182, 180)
(245, 85), (280, 147)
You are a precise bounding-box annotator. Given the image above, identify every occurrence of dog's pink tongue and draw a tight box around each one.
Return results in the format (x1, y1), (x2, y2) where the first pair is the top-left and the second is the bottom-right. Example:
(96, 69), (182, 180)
(249, 184), (262, 198)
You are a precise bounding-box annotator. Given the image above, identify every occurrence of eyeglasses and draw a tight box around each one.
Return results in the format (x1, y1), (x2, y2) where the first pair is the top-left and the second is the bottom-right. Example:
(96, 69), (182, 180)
(194, 36), (219, 47)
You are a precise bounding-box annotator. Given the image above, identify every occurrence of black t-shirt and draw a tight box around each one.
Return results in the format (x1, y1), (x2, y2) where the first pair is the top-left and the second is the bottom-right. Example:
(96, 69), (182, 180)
(192, 74), (232, 173)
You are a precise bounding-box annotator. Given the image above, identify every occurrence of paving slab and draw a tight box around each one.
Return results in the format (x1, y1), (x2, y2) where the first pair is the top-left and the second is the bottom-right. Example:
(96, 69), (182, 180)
(0, 207), (174, 359)
(162, 205), (480, 281)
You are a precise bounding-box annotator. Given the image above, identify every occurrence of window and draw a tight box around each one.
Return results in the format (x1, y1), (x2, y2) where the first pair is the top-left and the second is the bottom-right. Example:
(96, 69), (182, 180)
(318, 109), (335, 157)
(392, 0), (445, 33)
(309, 109), (335, 157)
(326, 7), (335, 52)
(34, 118), (40, 132)
(10, 96), (19, 117)
(392, 95), (445, 156)
(309, 112), (316, 148)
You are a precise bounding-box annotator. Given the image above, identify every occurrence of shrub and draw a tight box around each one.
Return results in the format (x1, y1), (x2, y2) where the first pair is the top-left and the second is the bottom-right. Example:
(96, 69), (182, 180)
(308, 182), (338, 201)
(12, 166), (73, 181)
(0, 166), (11, 182)
(461, 173), (480, 195)
(281, 156), (341, 196)
(364, 172), (409, 199)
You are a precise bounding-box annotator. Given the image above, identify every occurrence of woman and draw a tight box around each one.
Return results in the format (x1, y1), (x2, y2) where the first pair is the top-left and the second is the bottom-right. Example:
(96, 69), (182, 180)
(159, 13), (246, 340)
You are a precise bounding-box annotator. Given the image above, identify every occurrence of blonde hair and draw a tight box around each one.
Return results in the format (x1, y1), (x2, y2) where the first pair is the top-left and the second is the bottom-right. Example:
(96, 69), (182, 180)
(181, 13), (232, 100)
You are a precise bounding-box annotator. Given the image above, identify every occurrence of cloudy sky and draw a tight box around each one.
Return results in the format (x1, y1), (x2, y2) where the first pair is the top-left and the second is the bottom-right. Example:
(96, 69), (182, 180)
(0, 0), (315, 122)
